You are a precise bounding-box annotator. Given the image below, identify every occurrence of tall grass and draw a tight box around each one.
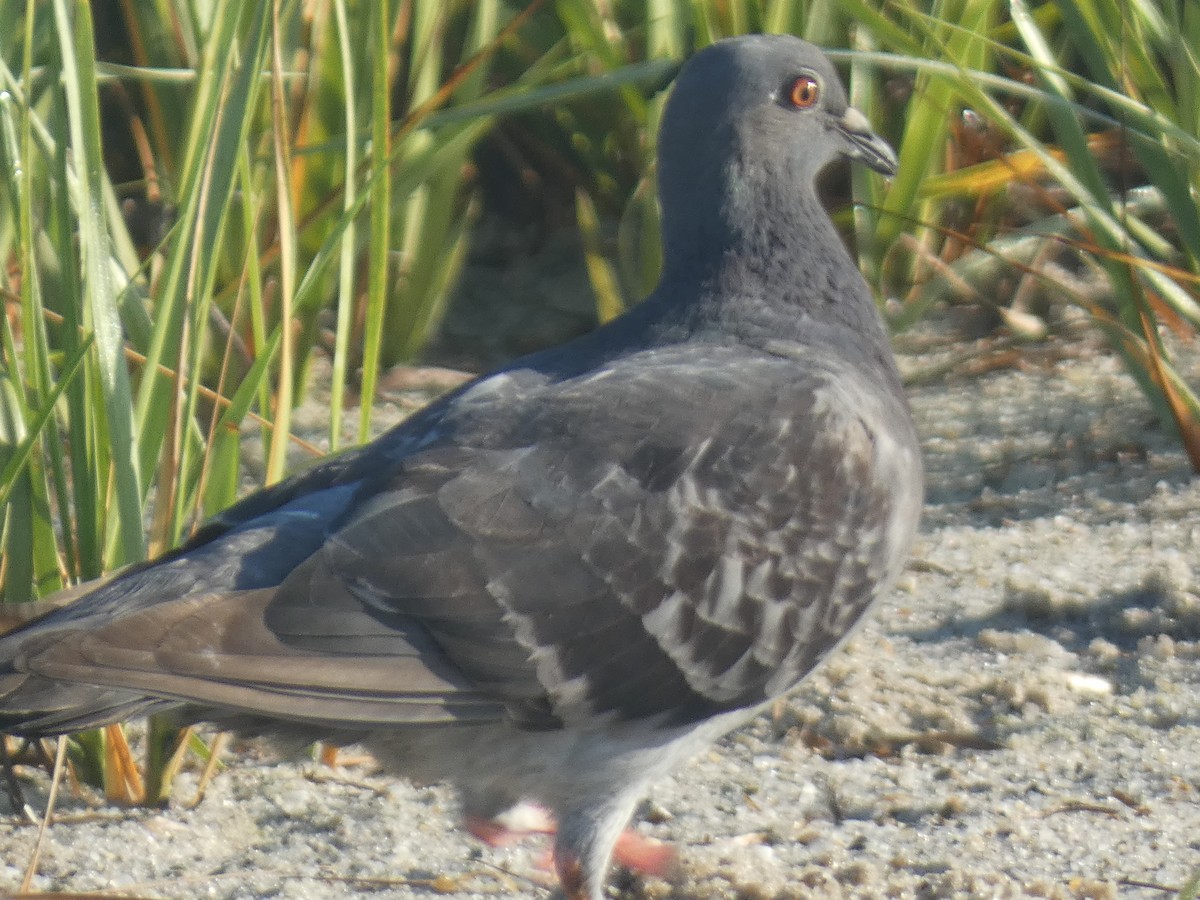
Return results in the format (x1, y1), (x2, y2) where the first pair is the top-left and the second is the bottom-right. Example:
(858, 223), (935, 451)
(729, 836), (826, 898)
(872, 0), (1200, 465)
(0, 0), (1197, 803)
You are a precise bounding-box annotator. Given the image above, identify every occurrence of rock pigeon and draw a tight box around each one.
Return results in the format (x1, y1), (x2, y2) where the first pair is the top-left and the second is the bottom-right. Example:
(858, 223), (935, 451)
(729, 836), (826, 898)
(0, 33), (921, 899)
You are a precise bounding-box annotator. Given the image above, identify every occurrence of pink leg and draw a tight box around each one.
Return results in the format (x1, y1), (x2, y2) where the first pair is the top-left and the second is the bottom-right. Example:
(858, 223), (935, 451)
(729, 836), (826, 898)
(551, 830), (676, 899)
(612, 829), (676, 876)
(466, 804), (676, 893)
(463, 814), (522, 847)
(463, 801), (556, 847)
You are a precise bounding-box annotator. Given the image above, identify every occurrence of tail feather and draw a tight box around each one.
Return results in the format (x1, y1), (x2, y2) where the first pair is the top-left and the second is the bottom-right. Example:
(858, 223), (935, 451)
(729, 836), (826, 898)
(0, 669), (169, 735)
(0, 473), (365, 737)
(0, 575), (181, 736)
(0, 573), (505, 738)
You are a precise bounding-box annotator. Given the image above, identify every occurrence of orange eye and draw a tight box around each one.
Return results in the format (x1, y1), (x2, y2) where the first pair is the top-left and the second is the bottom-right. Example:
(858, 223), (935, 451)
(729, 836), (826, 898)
(788, 75), (819, 109)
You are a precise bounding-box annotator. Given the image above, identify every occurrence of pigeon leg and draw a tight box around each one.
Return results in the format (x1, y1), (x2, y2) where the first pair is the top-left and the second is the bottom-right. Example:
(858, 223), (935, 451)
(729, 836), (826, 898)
(463, 800), (555, 846)
(612, 828), (675, 875)
(465, 801), (674, 878)
(552, 797), (643, 900)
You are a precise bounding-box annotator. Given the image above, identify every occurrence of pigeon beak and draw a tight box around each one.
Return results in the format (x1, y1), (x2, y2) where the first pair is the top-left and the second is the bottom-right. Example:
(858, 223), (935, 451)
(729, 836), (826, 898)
(836, 107), (898, 177)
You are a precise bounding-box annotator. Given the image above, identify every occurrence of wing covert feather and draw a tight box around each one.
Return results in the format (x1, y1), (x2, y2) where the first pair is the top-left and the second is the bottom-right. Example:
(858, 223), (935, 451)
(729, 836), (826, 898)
(269, 344), (920, 728)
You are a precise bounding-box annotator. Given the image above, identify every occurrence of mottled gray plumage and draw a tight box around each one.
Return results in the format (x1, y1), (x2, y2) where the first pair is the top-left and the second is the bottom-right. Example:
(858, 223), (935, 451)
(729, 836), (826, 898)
(0, 34), (921, 899)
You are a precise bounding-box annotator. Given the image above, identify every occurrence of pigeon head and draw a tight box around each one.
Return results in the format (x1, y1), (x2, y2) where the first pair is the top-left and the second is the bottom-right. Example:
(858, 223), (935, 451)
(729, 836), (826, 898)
(656, 34), (897, 282)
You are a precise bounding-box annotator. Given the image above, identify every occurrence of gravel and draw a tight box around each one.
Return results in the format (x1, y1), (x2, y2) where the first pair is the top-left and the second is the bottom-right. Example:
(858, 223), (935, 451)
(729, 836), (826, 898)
(2, 324), (1199, 899)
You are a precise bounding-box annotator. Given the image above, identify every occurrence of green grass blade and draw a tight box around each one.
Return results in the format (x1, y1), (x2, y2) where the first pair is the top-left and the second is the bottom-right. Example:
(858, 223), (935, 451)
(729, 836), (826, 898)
(358, 0), (391, 442)
(328, 0), (359, 453)
(53, 0), (145, 567)
(263, 0), (298, 487)
(577, 188), (626, 322)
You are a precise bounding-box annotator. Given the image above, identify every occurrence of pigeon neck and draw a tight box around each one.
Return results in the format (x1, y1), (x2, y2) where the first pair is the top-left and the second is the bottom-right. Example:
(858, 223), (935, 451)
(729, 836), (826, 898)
(658, 177), (885, 347)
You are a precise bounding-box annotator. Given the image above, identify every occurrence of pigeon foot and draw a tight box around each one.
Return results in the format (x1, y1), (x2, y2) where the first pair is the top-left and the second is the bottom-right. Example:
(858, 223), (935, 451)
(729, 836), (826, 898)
(465, 803), (676, 879)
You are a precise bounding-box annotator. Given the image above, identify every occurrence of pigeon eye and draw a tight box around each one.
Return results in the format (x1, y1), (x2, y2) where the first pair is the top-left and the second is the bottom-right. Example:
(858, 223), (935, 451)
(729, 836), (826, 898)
(787, 75), (820, 109)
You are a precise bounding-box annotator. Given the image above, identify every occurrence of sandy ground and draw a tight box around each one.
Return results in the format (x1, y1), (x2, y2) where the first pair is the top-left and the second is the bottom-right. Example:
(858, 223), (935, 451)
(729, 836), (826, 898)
(2, 322), (1199, 899)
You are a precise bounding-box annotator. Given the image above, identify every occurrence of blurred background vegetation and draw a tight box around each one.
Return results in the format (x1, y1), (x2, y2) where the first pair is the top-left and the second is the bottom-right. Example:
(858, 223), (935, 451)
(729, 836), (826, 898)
(0, 0), (1198, 802)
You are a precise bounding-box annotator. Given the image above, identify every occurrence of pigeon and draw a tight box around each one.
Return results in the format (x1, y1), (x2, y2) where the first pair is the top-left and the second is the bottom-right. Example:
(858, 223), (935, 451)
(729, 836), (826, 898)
(0, 33), (921, 900)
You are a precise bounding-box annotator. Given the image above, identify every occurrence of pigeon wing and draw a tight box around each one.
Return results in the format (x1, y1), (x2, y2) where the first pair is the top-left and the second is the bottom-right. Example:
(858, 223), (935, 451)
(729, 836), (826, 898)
(273, 342), (919, 728)
(13, 343), (919, 733)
